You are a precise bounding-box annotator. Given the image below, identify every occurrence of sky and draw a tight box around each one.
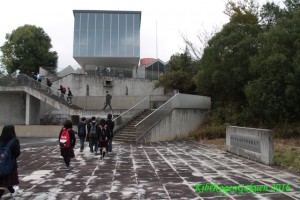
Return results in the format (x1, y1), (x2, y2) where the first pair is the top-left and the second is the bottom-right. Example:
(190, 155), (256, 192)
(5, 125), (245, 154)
(0, 0), (270, 71)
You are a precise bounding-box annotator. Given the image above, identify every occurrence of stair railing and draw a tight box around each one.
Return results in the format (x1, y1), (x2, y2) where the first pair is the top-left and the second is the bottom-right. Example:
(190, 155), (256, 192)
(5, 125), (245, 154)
(135, 93), (180, 141)
(1, 73), (71, 106)
(113, 96), (150, 129)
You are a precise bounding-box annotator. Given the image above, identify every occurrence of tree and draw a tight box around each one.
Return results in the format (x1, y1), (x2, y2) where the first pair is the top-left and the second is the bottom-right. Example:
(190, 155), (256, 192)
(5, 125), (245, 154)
(245, 4), (300, 125)
(155, 50), (197, 94)
(195, 0), (262, 105)
(0, 24), (58, 75)
(259, 2), (283, 30)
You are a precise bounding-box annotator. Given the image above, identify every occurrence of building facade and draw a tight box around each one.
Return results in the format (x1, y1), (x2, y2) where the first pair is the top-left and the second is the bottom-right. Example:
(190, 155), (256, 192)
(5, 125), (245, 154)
(73, 10), (141, 76)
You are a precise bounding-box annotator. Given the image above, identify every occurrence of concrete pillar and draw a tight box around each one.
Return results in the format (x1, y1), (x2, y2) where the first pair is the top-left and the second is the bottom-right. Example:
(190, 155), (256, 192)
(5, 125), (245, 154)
(25, 93), (30, 125)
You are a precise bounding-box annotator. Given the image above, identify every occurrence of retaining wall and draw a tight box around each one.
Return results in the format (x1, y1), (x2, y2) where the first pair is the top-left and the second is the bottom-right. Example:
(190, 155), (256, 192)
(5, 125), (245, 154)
(226, 126), (274, 165)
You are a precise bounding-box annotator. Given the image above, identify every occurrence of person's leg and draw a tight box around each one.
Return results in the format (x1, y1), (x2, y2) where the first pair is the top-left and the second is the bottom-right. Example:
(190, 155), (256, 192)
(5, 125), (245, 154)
(94, 140), (98, 154)
(80, 137), (84, 151)
(109, 103), (112, 110)
(108, 139), (112, 153)
(64, 156), (70, 167)
(7, 186), (14, 193)
(89, 138), (93, 152)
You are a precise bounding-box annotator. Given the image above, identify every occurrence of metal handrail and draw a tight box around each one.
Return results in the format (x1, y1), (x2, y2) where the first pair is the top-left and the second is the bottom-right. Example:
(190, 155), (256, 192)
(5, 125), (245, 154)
(0, 73), (73, 107)
(135, 93), (179, 127)
(112, 96), (149, 121)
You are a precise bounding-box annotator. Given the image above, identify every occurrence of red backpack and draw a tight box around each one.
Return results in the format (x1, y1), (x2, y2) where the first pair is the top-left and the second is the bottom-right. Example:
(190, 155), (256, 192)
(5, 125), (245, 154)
(59, 128), (71, 148)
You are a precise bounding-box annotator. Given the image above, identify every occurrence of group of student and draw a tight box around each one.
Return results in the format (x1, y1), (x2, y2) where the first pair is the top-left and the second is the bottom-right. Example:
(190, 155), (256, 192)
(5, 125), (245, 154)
(58, 114), (115, 169)
(58, 85), (73, 104)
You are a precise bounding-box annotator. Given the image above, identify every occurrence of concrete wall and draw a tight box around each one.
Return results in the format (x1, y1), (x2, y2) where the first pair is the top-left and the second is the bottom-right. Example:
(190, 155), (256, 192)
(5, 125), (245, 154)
(0, 125), (62, 138)
(0, 92), (25, 125)
(226, 126), (274, 165)
(137, 109), (207, 143)
(73, 96), (146, 110)
(172, 93), (211, 109)
(52, 74), (164, 97)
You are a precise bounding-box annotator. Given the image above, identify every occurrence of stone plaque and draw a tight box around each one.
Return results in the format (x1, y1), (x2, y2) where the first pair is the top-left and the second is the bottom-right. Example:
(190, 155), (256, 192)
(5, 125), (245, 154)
(230, 134), (261, 153)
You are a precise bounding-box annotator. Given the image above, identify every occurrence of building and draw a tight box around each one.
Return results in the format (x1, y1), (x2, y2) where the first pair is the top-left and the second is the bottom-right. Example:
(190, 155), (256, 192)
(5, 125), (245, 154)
(73, 10), (141, 77)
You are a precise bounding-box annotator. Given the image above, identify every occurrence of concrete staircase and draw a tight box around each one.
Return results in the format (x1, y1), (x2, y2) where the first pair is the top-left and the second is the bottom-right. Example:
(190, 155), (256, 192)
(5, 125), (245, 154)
(114, 109), (154, 142)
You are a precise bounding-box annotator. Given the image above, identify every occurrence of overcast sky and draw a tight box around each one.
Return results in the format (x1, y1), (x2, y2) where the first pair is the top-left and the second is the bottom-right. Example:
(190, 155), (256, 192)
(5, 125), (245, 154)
(0, 0), (270, 71)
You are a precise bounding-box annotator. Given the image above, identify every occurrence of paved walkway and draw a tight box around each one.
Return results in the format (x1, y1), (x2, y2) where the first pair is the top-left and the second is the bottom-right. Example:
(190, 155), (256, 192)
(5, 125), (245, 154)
(2, 138), (300, 199)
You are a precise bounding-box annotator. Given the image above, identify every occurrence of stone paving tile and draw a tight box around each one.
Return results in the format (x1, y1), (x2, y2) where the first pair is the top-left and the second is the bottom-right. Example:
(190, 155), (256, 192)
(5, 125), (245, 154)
(1, 138), (300, 199)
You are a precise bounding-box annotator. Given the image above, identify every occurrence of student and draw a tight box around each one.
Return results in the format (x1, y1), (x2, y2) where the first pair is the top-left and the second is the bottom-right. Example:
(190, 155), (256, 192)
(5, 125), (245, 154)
(58, 85), (66, 101)
(0, 125), (21, 198)
(98, 119), (109, 159)
(46, 78), (52, 94)
(102, 91), (112, 110)
(58, 120), (76, 169)
(67, 87), (73, 105)
(88, 117), (98, 154)
(77, 117), (87, 152)
(106, 114), (115, 154)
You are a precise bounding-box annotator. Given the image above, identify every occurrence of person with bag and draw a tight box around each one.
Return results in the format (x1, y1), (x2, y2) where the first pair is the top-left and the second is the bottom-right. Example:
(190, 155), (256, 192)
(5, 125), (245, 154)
(77, 117), (87, 152)
(88, 116), (99, 155)
(105, 114), (115, 154)
(58, 120), (76, 169)
(98, 119), (110, 160)
(0, 125), (21, 198)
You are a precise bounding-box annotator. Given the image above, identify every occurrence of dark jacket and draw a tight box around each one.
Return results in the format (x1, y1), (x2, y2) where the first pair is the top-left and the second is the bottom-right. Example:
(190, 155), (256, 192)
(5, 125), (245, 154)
(106, 119), (115, 138)
(97, 125), (110, 140)
(77, 121), (86, 137)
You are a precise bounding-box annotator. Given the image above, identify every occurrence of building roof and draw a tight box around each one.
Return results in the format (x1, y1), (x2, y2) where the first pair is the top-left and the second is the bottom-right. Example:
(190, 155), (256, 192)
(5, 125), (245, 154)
(73, 10), (141, 16)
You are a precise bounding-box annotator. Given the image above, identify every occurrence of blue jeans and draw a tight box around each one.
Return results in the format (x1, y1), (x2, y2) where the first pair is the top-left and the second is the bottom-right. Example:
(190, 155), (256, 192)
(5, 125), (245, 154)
(89, 137), (98, 153)
(79, 136), (85, 151)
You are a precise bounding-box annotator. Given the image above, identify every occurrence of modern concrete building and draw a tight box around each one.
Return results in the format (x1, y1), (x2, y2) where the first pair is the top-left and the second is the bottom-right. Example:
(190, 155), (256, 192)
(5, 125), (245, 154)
(73, 10), (141, 77)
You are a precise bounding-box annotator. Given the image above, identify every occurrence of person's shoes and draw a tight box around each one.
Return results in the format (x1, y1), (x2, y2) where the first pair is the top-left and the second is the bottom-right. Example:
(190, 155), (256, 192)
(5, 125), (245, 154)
(80, 149), (83, 152)
(10, 185), (19, 197)
(100, 155), (103, 160)
(94, 152), (98, 155)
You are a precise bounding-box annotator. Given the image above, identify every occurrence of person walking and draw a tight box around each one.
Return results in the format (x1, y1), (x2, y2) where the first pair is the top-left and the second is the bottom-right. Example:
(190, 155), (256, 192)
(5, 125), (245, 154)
(58, 120), (76, 169)
(67, 87), (73, 105)
(0, 125), (21, 198)
(46, 78), (52, 94)
(98, 119), (109, 159)
(106, 114), (115, 154)
(88, 117), (99, 154)
(77, 117), (87, 152)
(102, 91), (112, 110)
(58, 85), (66, 101)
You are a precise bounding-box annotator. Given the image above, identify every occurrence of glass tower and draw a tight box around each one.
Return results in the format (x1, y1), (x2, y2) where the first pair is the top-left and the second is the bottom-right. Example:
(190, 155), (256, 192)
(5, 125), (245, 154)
(73, 10), (141, 70)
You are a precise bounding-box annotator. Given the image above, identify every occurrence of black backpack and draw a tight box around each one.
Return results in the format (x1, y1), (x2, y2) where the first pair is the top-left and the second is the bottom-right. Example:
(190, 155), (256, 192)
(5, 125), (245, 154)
(89, 122), (97, 138)
(78, 123), (86, 137)
(0, 138), (16, 177)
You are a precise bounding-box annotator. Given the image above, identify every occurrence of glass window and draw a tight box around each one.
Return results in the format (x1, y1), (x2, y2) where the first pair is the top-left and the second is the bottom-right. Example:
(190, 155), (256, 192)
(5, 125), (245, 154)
(111, 31), (118, 56)
(74, 13), (80, 31)
(96, 13), (103, 31)
(88, 13), (95, 31)
(127, 14), (134, 35)
(104, 13), (111, 31)
(80, 45), (87, 56)
(133, 31), (140, 56)
(80, 31), (87, 45)
(112, 14), (118, 32)
(103, 30), (110, 56)
(133, 14), (140, 32)
(119, 14), (126, 33)
(80, 13), (88, 31)
(87, 30), (95, 56)
(95, 31), (103, 56)
(73, 45), (79, 57)
(74, 31), (80, 45)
